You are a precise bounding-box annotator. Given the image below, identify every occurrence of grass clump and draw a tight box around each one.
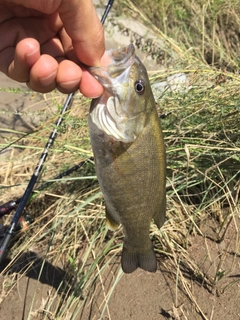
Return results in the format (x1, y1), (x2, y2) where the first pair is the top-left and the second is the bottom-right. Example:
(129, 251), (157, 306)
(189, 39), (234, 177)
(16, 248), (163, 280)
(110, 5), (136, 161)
(116, 0), (240, 69)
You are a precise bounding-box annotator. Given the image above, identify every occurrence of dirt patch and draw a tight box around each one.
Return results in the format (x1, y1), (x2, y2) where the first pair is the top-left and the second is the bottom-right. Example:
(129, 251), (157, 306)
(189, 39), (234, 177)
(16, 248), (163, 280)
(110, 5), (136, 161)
(0, 215), (239, 320)
(0, 75), (47, 143)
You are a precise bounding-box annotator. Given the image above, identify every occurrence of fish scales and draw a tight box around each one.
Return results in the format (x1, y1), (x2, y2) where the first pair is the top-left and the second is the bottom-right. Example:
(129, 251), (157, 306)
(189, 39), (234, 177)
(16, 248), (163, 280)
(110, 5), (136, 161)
(88, 44), (166, 273)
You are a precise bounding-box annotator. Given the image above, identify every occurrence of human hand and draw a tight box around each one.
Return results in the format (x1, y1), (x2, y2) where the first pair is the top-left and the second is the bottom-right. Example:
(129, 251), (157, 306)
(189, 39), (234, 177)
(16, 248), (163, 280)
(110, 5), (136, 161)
(0, 0), (105, 97)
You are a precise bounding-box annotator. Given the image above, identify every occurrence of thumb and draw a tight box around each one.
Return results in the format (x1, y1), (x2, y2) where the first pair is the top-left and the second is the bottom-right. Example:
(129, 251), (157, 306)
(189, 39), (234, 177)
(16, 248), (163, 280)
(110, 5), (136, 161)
(58, 0), (105, 67)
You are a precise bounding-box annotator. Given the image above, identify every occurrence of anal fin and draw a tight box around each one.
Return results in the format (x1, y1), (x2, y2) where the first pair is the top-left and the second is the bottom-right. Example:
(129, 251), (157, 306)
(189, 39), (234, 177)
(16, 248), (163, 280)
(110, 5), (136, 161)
(106, 206), (119, 231)
(154, 198), (166, 229)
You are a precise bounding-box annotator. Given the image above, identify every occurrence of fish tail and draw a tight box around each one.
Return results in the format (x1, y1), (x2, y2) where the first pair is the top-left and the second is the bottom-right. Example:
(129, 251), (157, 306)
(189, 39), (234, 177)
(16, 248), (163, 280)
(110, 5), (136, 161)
(121, 244), (157, 273)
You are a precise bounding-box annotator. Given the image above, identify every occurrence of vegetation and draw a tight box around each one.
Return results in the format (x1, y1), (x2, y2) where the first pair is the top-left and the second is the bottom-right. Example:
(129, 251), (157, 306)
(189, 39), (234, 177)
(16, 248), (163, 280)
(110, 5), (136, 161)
(117, 0), (240, 69)
(0, 0), (239, 319)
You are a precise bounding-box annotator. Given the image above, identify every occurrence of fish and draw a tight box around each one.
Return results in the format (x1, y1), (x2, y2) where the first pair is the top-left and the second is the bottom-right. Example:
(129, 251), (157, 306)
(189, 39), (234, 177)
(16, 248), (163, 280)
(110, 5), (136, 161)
(88, 44), (166, 273)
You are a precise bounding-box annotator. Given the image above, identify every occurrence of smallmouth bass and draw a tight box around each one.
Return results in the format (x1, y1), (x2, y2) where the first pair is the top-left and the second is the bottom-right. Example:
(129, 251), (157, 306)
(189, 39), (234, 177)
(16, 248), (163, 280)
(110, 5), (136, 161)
(88, 44), (166, 273)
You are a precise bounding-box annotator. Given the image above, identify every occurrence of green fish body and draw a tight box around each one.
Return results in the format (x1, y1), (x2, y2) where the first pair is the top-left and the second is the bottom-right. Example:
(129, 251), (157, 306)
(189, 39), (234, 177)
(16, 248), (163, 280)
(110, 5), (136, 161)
(88, 45), (166, 273)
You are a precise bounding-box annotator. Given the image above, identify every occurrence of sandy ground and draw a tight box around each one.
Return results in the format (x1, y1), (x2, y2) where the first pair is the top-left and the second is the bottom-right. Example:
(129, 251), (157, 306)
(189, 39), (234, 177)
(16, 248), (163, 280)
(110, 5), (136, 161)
(0, 75), (45, 142)
(0, 3), (240, 320)
(0, 223), (240, 320)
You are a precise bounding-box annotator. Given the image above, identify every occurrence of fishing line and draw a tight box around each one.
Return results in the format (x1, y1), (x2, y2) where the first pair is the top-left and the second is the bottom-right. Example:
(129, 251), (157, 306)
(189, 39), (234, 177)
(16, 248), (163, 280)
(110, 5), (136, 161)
(0, 0), (114, 264)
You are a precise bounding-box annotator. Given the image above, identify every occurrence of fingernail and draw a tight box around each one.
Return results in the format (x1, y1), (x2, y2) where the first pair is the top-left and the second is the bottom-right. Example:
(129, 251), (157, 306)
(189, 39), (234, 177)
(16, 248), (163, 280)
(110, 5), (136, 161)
(39, 71), (57, 86)
(25, 47), (39, 65)
(88, 95), (101, 99)
(59, 79), (79, 90)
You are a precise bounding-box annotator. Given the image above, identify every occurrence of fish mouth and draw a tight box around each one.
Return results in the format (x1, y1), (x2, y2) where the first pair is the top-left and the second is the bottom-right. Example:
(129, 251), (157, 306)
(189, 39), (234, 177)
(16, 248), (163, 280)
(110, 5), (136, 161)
(88, 44), (143, 143)
(89, 44), (136, 89)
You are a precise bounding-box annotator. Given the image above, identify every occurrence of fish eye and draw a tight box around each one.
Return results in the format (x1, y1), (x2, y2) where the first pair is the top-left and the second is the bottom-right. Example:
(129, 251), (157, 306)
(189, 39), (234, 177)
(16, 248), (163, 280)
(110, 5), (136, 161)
(134, 80), (145, 95)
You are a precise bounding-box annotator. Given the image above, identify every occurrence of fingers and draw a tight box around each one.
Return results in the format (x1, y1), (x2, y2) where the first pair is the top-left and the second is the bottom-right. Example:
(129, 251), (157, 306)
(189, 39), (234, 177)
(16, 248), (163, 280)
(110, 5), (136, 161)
(80, 67), (104, 98)
(56, 59), (81, 94)
(1, 37), (103, 95)
(79, 51), (111, 97)
(0, 0), (105, 96)
(26, 51), (104, 96)
(8, 38), (40, 82)
(4, 38), (58, 92)
(27, 54), (58, 92)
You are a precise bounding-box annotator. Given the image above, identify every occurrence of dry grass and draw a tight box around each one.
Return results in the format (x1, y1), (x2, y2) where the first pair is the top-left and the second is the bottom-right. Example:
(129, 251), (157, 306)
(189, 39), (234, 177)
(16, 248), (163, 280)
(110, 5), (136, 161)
(0, 1), (240, 319)
(116, 0), (240, 69)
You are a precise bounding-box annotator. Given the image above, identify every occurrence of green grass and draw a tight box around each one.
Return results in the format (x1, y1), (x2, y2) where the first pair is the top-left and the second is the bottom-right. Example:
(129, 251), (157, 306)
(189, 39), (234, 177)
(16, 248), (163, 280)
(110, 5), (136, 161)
(0, 1), (240, 319)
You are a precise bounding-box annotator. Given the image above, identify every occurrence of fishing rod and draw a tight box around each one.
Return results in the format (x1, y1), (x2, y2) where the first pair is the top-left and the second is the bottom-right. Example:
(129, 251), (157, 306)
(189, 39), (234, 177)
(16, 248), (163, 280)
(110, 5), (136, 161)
(0, 157), (93, 218)
(0, 0), (114, 264)
(101, 0), (114, 24)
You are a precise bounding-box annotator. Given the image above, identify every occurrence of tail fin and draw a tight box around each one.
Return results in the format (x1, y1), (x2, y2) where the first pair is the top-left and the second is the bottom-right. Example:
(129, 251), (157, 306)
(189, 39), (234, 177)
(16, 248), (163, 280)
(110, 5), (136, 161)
(121, 245), (157, 273)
